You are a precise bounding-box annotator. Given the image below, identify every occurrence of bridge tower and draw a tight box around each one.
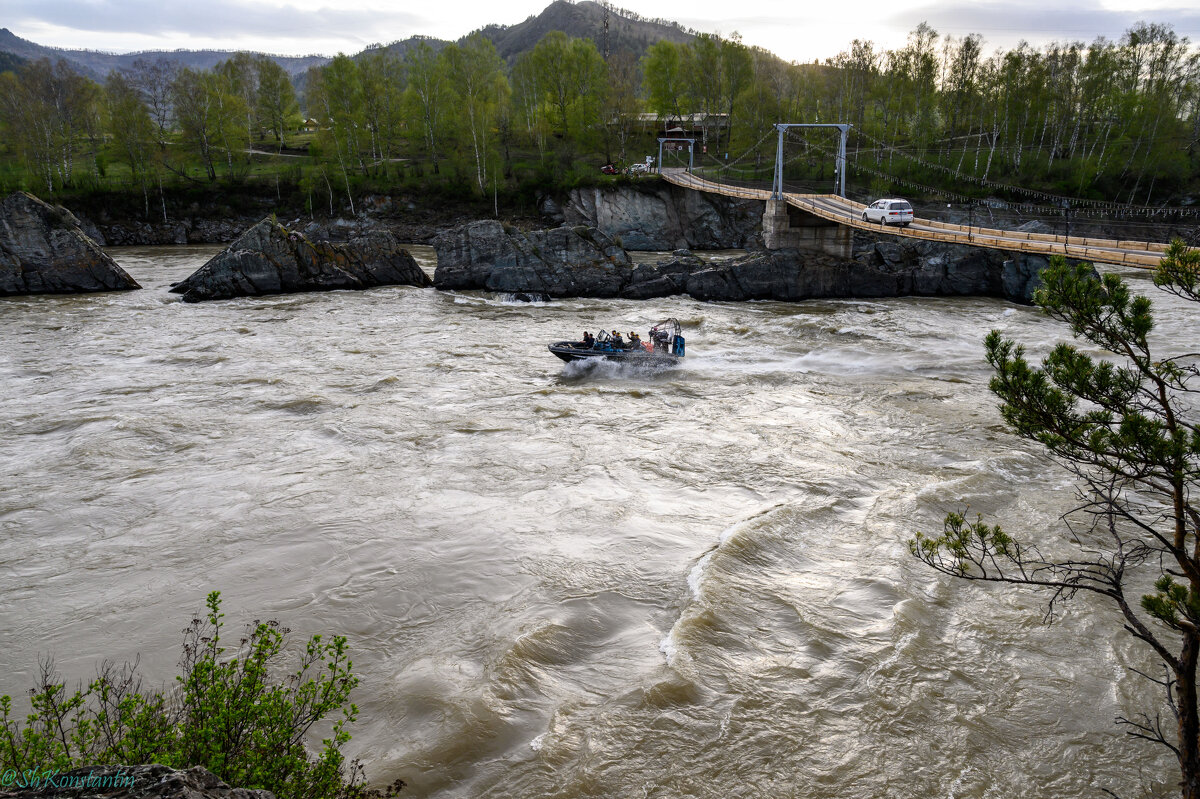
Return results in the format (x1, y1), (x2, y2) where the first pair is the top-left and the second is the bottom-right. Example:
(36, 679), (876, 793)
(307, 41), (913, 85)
(763, 122), (853, 256)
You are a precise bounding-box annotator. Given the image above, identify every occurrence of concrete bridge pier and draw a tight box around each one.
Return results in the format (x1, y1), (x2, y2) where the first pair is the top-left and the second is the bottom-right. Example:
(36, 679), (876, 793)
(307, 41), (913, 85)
(763, 198), (852, 259)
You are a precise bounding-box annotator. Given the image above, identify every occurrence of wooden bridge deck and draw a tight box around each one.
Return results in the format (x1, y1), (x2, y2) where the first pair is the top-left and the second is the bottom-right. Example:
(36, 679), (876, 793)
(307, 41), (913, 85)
(662, 169), (1173, 269)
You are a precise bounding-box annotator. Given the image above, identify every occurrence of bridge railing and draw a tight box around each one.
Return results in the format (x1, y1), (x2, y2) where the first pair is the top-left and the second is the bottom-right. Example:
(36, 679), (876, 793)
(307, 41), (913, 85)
(663, 170), (1176, 268)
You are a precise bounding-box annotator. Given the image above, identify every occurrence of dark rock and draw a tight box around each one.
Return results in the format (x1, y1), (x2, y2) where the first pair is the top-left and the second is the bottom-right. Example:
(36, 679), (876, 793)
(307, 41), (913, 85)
(433, 221), (632, 297)
(563, 184), (762, 250)
(432, 219), (1051, 304)
(71, 212), (107, 246)
(170, 217), (431, 302)
(0, 191), (140, 296)
(0, 764), (274, 799)
(538, 195), (565, 225)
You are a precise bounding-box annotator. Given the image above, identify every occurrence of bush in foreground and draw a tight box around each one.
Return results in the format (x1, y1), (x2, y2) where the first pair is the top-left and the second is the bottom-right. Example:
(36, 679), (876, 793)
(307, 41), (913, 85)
(0, 592), (401, 799)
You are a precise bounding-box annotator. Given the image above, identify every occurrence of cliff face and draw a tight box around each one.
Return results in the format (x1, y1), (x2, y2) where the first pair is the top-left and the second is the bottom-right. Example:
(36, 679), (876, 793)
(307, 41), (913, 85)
(0, 191), (140, 296)
(561, 183), (763, 250)
(433, 221), (633, 296)
(432, 219), (1048, 304)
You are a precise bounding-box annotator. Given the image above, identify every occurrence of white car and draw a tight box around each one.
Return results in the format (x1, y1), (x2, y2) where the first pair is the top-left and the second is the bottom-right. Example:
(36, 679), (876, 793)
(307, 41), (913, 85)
(862, 199), (914, 227)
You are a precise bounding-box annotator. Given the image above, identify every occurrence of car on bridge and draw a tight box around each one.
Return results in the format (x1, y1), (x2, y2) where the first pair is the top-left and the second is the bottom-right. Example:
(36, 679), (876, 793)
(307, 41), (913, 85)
(863, 199), (914, 227)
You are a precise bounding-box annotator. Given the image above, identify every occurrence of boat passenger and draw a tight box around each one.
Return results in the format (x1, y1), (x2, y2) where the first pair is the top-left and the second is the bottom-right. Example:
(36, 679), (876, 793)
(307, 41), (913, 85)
(628, 332), (641, 349)
(611, 330), (625, 348)
(582, 331), (594, 347)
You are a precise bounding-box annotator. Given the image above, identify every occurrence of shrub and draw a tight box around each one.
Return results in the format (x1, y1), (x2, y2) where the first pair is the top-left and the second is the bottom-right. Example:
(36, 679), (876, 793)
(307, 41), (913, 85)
(0, 592), (395, 799)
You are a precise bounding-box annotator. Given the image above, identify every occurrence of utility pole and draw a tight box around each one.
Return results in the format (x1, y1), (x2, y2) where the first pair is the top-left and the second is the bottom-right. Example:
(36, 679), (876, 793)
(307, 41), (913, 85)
(602, 4), (610, 60)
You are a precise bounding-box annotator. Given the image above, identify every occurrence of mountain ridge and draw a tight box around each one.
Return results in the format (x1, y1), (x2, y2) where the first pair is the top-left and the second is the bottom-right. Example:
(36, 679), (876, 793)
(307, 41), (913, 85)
(1, 1), (702, 78)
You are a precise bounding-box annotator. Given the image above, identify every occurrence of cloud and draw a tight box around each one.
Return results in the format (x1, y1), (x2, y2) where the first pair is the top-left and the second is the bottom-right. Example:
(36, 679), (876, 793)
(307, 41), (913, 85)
(891, 0), (1200, 45)
(6, 0), (424, 43)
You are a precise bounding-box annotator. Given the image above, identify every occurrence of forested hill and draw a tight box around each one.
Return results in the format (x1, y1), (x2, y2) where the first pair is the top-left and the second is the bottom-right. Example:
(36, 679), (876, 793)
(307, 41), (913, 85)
(0, 28), (328, 78)
(474, 0), (694, 61)
(2, 1), (698, 78)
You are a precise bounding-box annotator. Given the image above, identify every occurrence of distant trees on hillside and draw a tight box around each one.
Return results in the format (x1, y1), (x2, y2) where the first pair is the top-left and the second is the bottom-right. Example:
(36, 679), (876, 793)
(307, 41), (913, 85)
(0, 21), (1196, 208)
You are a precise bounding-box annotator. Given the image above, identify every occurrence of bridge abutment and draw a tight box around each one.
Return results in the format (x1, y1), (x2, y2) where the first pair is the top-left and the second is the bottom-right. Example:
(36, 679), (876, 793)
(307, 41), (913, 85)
(762, 199), (852, 259)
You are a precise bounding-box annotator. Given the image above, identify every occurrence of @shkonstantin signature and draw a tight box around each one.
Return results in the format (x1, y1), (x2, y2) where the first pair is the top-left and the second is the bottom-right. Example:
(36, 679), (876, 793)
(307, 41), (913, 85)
(1, 768), (135, 789)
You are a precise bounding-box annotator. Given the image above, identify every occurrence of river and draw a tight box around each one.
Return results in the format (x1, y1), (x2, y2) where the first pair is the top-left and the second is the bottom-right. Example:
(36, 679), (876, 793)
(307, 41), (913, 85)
(0, 245), (1189, 797)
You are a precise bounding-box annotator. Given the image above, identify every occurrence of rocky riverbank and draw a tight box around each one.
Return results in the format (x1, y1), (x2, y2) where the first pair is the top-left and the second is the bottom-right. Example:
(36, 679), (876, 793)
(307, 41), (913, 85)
(432, 219), (1049, 304)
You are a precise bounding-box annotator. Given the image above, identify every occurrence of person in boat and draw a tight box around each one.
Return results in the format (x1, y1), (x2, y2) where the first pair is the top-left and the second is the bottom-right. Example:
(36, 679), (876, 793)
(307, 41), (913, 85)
(628, 331), (641, 350)
(652, 328), (669, 352)
(611, 330), (625, 348)
(582, 331), (594, 348)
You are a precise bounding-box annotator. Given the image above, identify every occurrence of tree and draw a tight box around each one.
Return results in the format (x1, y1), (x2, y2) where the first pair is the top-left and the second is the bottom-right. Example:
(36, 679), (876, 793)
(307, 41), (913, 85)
(127, 58), (177, 146)
(357, 51), (405, 176)
(306, 56), (365, 212)
(0, 59), (98, 192)
(642, 40), (690, 123)
(170, 67), (247, 182)
(604, 50), (642, 163)
(911, 246), (1200, 797)
(441, 34), (508, 194)
(255, 58), (299, 148)
(403, 41), (451, 174)
(103, 71), (159, 216)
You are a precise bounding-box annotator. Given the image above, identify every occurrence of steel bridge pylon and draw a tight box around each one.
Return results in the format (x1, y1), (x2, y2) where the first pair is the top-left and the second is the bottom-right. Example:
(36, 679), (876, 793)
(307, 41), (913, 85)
(773, 123), (851, 199)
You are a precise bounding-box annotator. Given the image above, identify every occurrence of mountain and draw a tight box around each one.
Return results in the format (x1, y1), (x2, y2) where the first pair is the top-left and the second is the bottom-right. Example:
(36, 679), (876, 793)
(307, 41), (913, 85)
(474, 0), (694, 62)
(1, 1), (700, 80)
(0, 28), (328, 79)
(356, 36), (449, 64)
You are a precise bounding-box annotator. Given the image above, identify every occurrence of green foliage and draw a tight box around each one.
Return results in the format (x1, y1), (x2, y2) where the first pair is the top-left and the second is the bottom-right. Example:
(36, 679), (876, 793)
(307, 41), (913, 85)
(0, 592), (387, 799)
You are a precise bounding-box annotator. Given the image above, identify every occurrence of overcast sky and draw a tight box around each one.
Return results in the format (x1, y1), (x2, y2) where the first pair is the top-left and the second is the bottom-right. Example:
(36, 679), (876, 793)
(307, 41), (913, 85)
(6, 0), (1200, 62)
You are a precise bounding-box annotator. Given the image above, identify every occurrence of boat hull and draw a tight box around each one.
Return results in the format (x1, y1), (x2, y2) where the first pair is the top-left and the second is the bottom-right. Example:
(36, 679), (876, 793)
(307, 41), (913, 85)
(548, 342), (679, 366)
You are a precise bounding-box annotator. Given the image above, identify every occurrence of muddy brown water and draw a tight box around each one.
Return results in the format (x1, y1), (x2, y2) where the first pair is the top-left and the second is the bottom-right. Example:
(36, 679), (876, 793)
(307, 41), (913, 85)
(0, 246), (1189, 797)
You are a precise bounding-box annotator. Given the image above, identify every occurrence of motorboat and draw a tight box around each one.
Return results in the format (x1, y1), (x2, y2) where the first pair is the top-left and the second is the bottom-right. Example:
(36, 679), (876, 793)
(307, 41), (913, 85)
(549, 319), (685, 365)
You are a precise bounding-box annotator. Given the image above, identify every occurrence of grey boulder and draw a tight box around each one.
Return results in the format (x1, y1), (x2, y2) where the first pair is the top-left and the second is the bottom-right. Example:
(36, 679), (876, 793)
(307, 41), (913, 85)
(171, 217), (431, 302)
(0, 191), (140, 296)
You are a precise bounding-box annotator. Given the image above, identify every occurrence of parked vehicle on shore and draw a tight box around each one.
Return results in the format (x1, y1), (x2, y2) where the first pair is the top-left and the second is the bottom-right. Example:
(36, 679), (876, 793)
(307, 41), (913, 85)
(862, 199), (914, 227)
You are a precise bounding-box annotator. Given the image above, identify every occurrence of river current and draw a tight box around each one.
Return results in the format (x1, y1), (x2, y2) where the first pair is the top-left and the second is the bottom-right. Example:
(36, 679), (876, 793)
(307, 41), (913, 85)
(1, 245), (1191, 797)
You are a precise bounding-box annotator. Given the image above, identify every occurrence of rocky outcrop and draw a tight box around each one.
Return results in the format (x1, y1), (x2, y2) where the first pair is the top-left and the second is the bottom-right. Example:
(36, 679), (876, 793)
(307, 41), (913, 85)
(433, 221), (634, 296)
(562, 184), (762, 250)
(0, 764), (273, 799)
(0, 192), (140, 296)
(852, 232), (1050, 302)
(682, 248), (1046, 303)
(170, 218), (432, 302)
(432, 220), (1049, 304)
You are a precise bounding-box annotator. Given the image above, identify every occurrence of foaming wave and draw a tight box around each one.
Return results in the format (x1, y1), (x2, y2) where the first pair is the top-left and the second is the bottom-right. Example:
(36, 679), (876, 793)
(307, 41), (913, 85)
(558, 357), (679, 381)
(688, 347), (914, 378)
(660, 504), (786, 668)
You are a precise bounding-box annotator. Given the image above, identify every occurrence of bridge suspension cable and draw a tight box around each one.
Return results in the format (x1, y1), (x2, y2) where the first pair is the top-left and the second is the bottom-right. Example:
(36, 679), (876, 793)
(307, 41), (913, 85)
(851, 127), (1199, 214)
(791, 131), (1200, 222)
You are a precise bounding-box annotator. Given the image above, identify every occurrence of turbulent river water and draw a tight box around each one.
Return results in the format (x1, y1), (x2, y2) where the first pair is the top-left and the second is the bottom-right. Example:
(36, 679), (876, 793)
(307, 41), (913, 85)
(1, 245), (1193, 797)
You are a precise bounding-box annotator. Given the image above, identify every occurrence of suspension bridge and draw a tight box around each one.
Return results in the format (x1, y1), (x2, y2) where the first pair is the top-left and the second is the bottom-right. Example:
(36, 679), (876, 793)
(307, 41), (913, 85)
(655, 124), (1187, 268)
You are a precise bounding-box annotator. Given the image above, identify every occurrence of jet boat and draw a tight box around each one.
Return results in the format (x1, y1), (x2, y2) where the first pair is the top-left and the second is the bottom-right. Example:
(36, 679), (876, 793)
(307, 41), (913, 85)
(548, 319), (685, 365)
